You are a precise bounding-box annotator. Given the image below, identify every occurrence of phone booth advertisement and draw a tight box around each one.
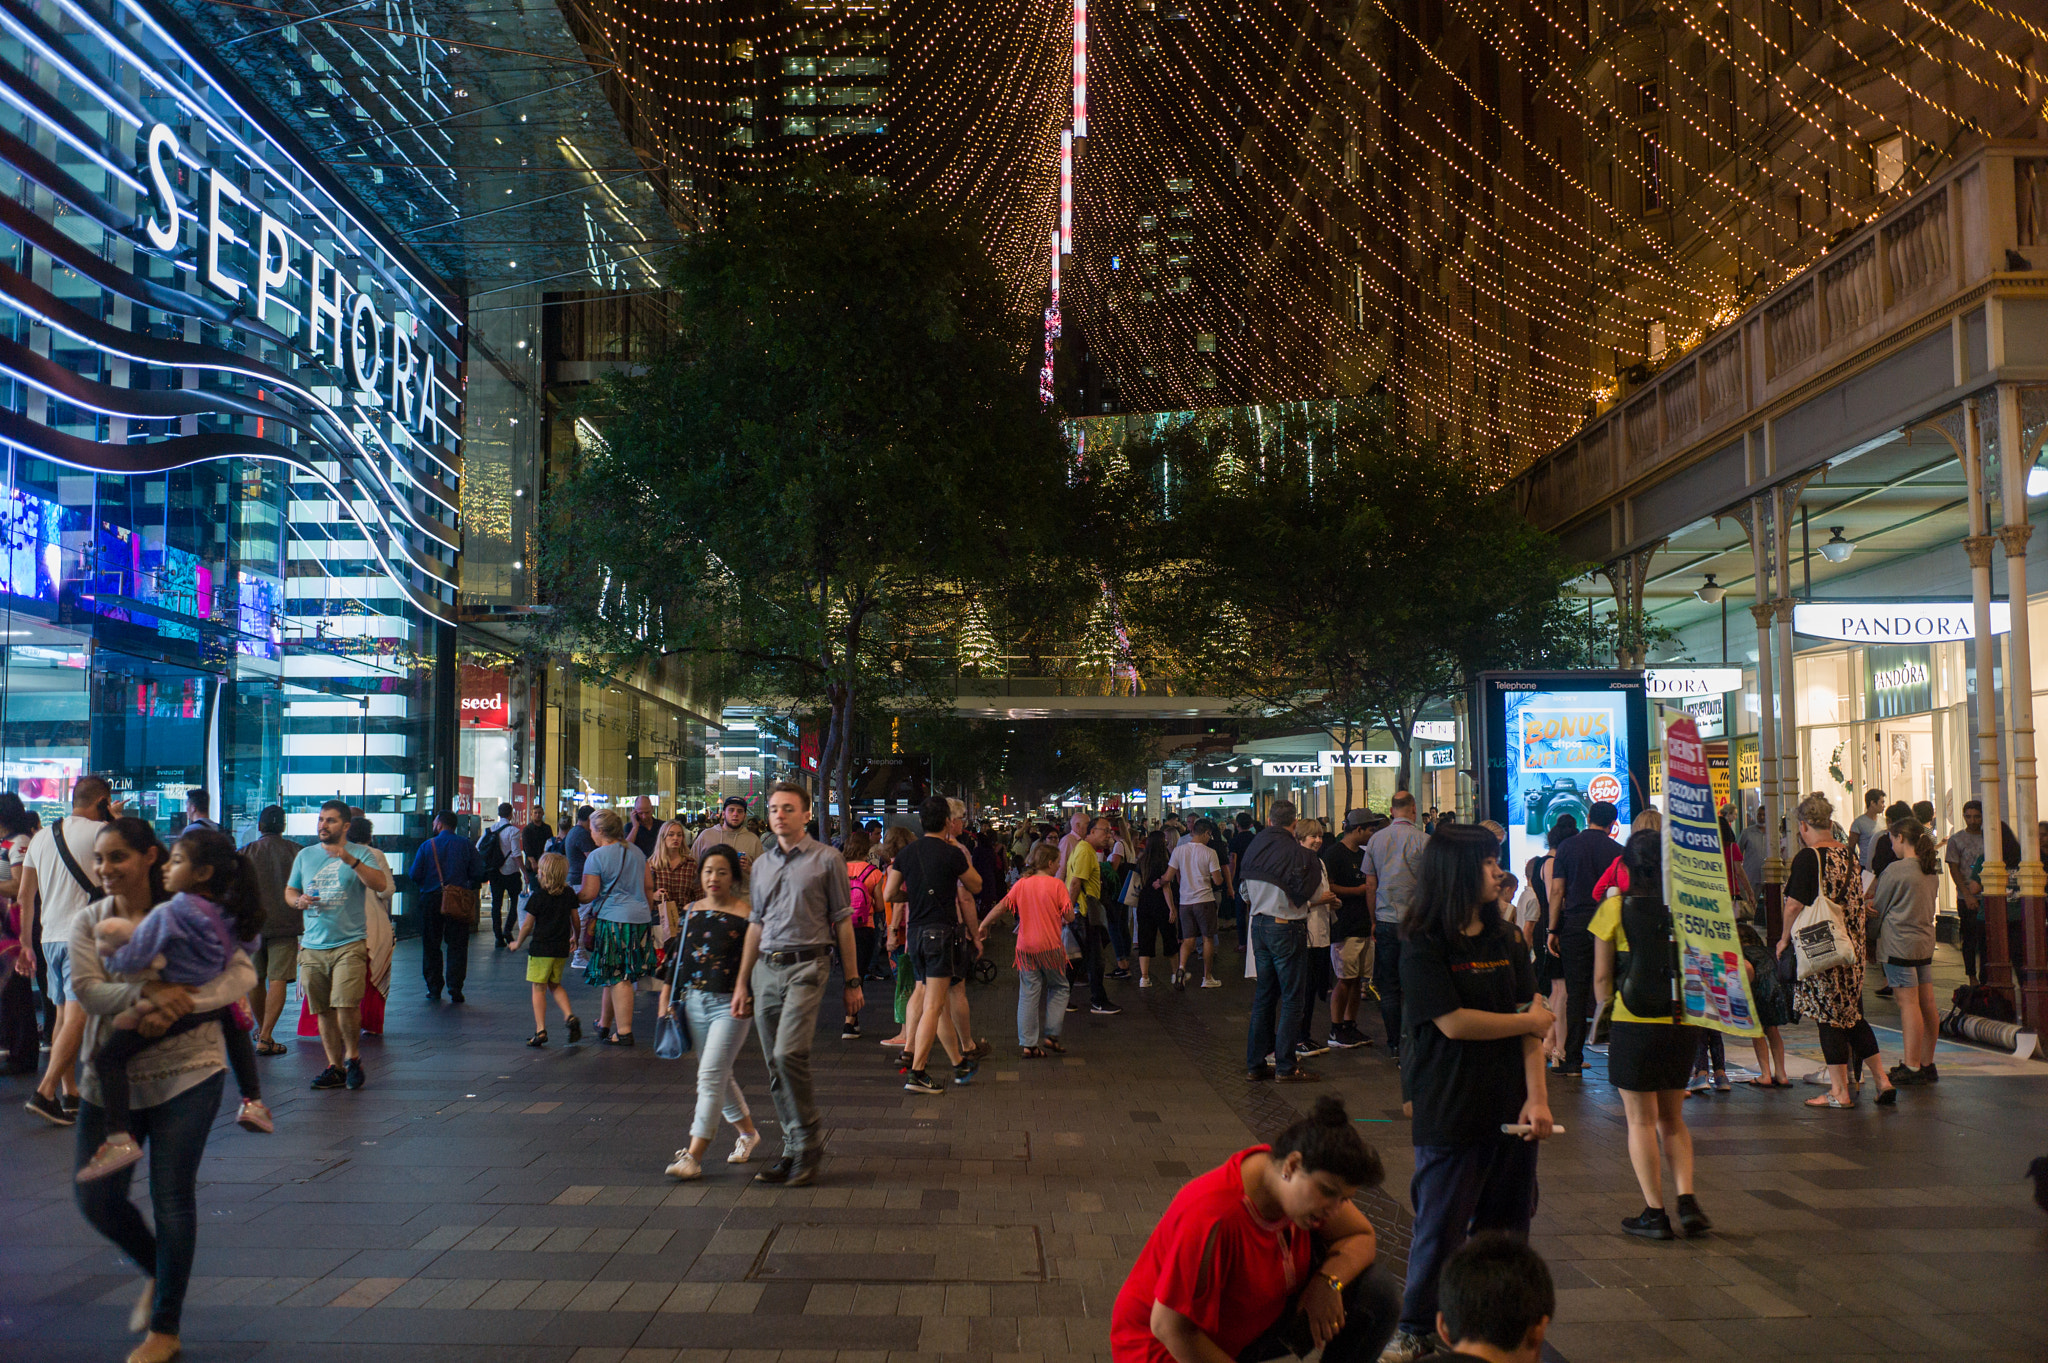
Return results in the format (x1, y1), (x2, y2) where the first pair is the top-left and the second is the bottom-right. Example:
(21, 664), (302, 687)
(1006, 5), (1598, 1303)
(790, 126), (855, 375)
(1475, 671), (1650, 883)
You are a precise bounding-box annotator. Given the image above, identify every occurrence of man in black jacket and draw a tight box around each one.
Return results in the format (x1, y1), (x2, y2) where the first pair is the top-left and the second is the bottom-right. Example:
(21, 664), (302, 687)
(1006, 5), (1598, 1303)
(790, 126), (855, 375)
(1239, 802), (1325, 1081)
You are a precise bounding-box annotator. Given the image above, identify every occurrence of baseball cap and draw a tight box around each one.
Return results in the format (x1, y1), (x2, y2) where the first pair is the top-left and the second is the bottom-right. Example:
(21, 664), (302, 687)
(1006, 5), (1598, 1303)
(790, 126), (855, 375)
(722, 796), (749, 812)
(1343, 808), (1375, 830)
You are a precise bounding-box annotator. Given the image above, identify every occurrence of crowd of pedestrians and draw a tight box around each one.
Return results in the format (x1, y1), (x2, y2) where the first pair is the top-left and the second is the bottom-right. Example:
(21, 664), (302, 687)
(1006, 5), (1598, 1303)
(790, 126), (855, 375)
(2, 770), (1983, 1363)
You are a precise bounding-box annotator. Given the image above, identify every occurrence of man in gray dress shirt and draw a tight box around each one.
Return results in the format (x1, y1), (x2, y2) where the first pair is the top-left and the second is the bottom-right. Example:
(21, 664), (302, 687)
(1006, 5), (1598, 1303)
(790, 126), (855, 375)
(732, 781), (862, 1186)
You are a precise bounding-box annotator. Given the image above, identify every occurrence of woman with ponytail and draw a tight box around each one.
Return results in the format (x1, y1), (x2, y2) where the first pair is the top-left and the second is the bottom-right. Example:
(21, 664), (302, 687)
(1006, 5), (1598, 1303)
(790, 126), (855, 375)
(1112, 1093), (1400, 1363)
(1872, 817), (1942, 1085)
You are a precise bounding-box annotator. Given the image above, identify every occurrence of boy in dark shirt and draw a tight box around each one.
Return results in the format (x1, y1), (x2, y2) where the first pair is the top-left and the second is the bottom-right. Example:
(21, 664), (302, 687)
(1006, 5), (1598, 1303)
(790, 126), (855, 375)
(511, 851), (582, 1046)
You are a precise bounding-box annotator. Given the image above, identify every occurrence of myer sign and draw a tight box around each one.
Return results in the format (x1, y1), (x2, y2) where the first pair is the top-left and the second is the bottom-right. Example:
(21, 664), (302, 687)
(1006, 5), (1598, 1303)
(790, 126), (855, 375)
(1320, 750), (1401, 771)
(1645, 668), (1743, 698)
(1262, 761), (1320, 778)
(1793, 601), (2010, 642)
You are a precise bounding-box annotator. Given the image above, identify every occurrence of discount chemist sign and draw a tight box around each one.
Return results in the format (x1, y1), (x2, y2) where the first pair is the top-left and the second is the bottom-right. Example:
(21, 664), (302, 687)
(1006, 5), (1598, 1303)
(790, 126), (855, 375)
(1662, 714), (1760, 1039)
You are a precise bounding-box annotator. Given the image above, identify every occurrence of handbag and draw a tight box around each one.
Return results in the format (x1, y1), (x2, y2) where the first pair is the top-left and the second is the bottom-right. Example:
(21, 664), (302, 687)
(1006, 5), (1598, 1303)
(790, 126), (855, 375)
(1790, 880), (1855, 979)
(654, 912), (696, 1059)
(429, 841), (479, 927)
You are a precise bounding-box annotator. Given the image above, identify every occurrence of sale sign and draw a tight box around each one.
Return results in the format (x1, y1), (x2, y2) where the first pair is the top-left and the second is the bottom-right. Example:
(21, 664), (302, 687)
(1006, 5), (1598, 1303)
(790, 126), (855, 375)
(1661, 713), (1761, 1039)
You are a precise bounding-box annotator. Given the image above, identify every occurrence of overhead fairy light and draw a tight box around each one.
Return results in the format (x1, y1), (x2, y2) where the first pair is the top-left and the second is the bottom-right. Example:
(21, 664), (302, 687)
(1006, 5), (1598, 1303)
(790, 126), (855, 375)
(1073, 0), (1087, 138)
(1060, 127), (1073, 255)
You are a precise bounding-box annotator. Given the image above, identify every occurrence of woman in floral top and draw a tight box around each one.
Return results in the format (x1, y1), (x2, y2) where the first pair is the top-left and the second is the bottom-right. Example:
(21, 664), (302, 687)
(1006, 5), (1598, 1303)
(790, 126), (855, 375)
(1779, 792), (1899, 1110)
(663, 845), (763, 1181)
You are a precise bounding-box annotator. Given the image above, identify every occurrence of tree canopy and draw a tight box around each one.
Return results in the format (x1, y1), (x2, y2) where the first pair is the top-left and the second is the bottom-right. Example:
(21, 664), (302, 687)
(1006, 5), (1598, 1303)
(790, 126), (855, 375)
(535, 183), (1074, 834)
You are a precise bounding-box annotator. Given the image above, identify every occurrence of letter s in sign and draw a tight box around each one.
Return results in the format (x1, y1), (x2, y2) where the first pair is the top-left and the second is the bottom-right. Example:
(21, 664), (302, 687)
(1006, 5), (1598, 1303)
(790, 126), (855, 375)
(145, 124), (179, 252)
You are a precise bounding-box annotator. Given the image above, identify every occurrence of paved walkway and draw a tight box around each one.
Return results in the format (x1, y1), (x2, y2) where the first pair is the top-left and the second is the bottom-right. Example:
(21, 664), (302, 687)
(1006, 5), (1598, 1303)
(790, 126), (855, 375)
(3, 933), (2045, 1363)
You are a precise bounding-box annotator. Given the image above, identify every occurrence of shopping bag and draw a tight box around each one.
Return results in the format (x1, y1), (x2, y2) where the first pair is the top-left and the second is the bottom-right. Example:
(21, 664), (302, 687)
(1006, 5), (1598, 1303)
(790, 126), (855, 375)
(892, 952), (914, 1024)
(1790, 892), (1855, 979)
(296, 980), (384, 1035)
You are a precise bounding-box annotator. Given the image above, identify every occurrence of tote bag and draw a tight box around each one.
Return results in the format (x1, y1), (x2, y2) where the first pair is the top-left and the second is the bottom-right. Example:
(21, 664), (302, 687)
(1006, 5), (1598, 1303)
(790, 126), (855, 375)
(654, 911), (696, 1059)
(1791, 884), (1855, 979)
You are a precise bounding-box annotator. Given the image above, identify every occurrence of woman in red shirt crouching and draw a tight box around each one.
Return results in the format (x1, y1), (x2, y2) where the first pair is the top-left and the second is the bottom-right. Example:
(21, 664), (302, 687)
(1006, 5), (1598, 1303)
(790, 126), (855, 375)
(1112, 1095), (1400, 1363)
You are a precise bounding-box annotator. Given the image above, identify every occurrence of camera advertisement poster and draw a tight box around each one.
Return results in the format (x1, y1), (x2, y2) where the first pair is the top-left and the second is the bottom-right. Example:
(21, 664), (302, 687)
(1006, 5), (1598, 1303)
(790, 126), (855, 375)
(1501, 687), (1633, 879)
(1661, 713), (1762, 1038)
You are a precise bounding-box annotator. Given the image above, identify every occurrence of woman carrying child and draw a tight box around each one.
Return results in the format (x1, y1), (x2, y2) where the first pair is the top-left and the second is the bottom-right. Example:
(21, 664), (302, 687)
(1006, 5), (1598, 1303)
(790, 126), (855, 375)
(70, 819), (258, 1363)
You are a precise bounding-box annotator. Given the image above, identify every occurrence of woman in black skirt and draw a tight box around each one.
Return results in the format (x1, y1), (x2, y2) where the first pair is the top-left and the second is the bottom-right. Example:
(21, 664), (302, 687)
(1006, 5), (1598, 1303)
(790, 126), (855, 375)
(1591, 831), (1709, 1241)
(1525, 817), (1575, 1066)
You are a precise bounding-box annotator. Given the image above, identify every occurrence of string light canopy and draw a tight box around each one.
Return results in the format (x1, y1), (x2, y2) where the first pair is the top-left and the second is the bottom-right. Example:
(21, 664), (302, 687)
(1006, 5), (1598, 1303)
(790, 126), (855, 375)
(541, 0), (2038, 475)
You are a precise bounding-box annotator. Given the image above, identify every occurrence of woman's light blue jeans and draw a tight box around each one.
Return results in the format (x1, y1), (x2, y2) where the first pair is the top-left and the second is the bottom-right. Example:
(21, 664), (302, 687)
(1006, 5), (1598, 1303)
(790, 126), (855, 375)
(684, 988), (753, 1141)
(1017, 966), (1069, 1047)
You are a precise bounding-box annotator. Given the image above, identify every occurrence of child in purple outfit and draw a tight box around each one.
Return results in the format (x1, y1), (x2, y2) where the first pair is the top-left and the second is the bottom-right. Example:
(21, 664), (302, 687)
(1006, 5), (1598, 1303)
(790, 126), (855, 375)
(78, 829), (272, 1182)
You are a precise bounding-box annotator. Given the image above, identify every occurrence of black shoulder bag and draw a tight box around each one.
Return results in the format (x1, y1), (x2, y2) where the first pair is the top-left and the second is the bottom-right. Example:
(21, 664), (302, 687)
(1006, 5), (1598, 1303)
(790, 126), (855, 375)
(50, 819), (106, 904)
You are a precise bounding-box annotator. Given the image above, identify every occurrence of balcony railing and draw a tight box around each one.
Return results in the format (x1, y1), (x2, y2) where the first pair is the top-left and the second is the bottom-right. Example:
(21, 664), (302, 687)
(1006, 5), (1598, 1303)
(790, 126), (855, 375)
(1515, 142), (2048, 535)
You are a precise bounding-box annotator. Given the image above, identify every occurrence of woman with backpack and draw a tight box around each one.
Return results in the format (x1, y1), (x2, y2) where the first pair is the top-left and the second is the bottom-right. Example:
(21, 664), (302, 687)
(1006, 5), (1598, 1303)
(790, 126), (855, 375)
(1591, 830), (1709, 1240)
(842, 828), (883, 1040)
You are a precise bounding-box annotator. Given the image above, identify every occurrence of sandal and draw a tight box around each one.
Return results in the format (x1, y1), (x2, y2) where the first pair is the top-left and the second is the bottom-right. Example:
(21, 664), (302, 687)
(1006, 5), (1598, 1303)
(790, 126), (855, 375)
(255, 1039), (287, 1056)
(1020, 1046), (1047, 1058)
(1041, 1037), (1066, 1054)
(1743, 1076), (1781, 1090)
(1803, 1094), (1855, 1109)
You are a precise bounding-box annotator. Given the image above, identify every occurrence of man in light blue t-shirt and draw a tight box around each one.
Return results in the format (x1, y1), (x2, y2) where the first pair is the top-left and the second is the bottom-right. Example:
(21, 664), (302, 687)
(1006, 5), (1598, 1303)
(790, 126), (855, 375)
(286, 798), (391, 1091)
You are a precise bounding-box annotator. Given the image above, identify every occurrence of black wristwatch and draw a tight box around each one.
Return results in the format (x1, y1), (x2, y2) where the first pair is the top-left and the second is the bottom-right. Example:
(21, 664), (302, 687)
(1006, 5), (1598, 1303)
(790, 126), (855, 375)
(845, 977), (860, 987)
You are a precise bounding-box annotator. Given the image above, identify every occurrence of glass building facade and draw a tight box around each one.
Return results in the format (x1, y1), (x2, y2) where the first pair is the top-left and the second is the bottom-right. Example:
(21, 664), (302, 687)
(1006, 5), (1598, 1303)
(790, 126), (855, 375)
(0, 0), (465, 853)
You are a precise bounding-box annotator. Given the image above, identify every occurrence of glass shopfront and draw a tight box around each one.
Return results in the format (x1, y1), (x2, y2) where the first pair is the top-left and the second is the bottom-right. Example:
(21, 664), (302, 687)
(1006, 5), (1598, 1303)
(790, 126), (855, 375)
(0, 0), (463, 901)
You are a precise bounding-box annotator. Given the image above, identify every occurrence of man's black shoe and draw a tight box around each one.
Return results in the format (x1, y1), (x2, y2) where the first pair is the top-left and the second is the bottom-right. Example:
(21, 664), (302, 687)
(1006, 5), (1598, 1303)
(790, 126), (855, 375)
(24, 1091), (72, 1125)
(1622, 1206), (1675, 1240)
(903, 1070), (944, 1094)
(1108, 967), (1131, 980)
(754, 1156), (796, 1185)
(450, 992), (465, 1004)
(1246, 1066), (1272, 1082)
(311, 1065), (346, 1090)
(425, 991), (440, 1002)
(345, 1058), (366, 1090)
(1090, 1002), (1123, 1015)
(786, 1156), (820, 1187)
(1275, 1067), (1321, 1083)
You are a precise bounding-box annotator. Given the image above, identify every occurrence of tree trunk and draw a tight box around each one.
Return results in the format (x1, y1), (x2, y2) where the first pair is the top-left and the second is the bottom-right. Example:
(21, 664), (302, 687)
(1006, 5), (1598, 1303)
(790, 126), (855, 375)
(817, 683), (846, 844)
(835, 690), (857, 845)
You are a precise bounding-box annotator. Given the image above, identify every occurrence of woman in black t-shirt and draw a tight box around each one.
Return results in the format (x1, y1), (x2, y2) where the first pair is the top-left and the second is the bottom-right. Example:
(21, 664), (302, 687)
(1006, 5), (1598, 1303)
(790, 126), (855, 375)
(663, 846), (764, 1181)
(1385, 825), (1555, 1361)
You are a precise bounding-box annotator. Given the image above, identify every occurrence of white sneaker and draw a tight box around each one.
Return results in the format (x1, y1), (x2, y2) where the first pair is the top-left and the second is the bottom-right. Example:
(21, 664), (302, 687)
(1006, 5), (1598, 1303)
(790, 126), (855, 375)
(1139, 977), (1154, 988)
(665, 1151), (703, 1180)
(1201, 977), (1223, 988)
(727, 1131), (761, 1164)
(1379, 1330), (1441, 1363)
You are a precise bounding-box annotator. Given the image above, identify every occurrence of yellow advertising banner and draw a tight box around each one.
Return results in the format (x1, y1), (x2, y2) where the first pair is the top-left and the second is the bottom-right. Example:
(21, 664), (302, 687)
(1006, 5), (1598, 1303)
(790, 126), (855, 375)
(1663, 713), (1763, 1039)
(1734, 734), (1760, 790)
(1708, 748), (1731, 812)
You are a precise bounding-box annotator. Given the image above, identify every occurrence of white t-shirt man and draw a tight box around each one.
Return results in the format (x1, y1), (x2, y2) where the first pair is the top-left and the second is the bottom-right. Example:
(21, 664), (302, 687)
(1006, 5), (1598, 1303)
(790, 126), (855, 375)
(1168, 839), (1222, 903)
(26, 815), (106, 947)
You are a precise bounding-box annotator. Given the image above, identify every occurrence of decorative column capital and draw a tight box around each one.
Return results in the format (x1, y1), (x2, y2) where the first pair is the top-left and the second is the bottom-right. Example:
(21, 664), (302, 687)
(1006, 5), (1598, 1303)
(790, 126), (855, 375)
(1965, 534), (1998, 569)
(1997, 522), (2035, 557)
(1772, 597), (1797, 623)
(1748, 602), (1775, 629)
